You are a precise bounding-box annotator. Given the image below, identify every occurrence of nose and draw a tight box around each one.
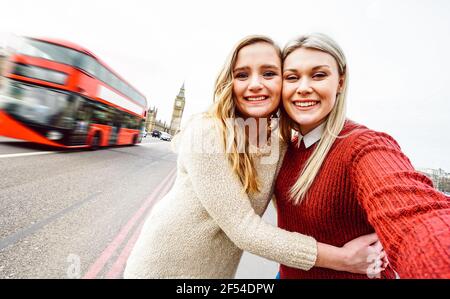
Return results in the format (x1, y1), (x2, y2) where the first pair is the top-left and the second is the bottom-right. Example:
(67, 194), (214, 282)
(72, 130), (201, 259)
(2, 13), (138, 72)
(296, 78), (313, 95)
(248, 75), (263, 92)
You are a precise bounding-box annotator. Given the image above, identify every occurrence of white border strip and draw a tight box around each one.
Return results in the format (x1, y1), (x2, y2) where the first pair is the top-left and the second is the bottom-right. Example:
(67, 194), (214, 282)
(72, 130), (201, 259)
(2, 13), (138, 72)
(98, 85), (144, 115)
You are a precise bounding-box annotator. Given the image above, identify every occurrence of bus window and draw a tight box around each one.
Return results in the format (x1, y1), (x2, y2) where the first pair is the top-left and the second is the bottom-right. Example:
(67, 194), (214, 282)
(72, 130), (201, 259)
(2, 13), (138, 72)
(97, 65), (108, 84)
(111, 75), (120, 92)
(91, 102), (109, 125)
(18, 38), (82, 67)
(79, 55), (100, 78)
(122, 113), (130, 129)
(133, 116), (140, 130)
(74, 98), (91, 133)
(50, 94), (79, 129)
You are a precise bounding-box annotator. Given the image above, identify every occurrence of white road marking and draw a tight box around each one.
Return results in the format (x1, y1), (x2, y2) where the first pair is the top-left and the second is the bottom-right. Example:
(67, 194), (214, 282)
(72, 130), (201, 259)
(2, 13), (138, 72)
(0, 141), (164, 158)
(137, 141), (164, 146)
(0, 151), (55, 159)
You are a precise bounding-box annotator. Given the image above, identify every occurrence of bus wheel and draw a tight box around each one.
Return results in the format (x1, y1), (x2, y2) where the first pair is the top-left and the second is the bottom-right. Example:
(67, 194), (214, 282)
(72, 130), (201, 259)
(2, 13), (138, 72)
(132, 135), (138, 145)
(90, 133), (101, 150)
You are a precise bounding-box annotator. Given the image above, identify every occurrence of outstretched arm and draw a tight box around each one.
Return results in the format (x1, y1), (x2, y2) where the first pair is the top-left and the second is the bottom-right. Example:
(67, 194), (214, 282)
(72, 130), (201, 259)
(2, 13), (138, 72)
(351, 131), (450, 278)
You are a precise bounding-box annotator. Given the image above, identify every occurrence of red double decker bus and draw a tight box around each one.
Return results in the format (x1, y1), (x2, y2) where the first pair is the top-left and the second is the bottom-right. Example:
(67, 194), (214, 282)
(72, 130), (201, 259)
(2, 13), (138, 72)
(0, 37), (147, 149)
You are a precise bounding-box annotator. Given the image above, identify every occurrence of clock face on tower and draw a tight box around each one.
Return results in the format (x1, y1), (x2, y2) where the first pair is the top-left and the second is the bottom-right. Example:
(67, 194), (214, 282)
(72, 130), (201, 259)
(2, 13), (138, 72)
(176, 101), (182, 108)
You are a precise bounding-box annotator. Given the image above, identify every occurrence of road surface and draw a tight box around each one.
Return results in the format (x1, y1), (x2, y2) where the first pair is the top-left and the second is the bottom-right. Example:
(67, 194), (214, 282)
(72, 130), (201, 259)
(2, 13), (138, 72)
(0, 136), (278, 278)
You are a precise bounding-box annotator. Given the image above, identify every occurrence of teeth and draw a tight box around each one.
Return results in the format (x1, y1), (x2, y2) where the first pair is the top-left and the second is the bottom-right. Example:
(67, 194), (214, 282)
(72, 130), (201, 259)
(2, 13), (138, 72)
(294, 101), (318, 107)
(246, 96), (267, 101)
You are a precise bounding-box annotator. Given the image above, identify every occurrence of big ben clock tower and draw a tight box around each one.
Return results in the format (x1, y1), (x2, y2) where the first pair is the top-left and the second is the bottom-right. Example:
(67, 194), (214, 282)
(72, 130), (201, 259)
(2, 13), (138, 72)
(169, 83), (185, 136)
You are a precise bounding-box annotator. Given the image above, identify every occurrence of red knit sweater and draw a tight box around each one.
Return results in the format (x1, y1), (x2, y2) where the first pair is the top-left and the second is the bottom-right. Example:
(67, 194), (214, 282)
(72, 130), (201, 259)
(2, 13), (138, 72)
(275, 120), (450, 279)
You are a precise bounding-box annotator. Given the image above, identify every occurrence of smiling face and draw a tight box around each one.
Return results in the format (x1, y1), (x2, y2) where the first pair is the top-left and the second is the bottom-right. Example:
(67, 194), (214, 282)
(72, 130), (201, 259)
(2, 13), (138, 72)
(232, 42), (282, 120)
(282, 47), (344, 135)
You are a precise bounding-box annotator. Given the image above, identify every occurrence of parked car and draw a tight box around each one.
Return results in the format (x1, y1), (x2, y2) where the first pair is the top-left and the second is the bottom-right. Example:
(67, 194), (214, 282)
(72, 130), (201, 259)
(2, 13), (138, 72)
(151, 130), (161, 138)
(160, 132), (172, 141)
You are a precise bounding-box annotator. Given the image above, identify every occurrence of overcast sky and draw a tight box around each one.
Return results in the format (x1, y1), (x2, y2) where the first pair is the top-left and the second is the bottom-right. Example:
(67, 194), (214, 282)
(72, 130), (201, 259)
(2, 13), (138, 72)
(1, 0), (449, 170)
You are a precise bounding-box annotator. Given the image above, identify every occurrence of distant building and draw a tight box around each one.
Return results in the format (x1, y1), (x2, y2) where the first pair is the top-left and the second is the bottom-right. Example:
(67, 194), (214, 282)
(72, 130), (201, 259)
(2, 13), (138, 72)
(145, 83), (186, 136)
(169, 83), (185, 136)
(145, 106), (170, 133)
(417, 168), (450, 193)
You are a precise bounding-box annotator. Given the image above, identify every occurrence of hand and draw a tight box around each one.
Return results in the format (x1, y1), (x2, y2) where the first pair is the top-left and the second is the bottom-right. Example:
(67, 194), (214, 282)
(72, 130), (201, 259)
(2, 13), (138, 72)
(370, 240), (390, 268)
(338, 233), (388, 276)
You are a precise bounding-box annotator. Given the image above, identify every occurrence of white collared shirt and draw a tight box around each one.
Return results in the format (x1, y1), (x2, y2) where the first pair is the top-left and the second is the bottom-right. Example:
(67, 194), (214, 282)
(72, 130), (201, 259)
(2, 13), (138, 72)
(297, 122), (326, 149)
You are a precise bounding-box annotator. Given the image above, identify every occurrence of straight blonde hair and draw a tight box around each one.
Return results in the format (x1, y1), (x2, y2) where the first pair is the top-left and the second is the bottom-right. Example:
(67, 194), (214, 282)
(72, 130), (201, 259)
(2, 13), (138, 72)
(207, 35), (282, 194)
(279, 33), (348, 204)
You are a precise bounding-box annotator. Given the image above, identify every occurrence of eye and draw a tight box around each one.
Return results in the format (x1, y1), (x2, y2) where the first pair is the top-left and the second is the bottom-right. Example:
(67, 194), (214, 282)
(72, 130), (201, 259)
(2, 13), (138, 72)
(263, 71), (277, 77)
(313, 72), (327, 79)
(284, 74), (299, 81)
(234, 72), (248, 80)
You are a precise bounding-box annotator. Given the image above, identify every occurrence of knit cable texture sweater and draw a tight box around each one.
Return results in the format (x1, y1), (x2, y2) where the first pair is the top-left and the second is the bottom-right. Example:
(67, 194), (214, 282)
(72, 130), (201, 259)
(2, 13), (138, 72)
(275, 120), (450, 279)
(124, 115), (318, 279)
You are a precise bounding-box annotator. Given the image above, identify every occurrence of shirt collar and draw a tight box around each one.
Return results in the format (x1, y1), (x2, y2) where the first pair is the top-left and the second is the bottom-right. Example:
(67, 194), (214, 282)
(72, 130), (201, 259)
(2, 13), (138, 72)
(297, 122), (326, 149)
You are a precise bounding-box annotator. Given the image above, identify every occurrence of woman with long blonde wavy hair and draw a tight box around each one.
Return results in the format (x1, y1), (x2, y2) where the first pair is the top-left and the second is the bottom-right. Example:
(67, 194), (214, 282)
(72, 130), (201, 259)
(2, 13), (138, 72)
(275, 33), (450, 279)
(124, 35), (386, 279)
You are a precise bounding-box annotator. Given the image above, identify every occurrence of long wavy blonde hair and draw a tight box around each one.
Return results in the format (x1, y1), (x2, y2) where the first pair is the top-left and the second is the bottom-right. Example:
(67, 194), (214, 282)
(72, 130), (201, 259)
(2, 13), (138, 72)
(207, 35), (282, 194)
(279, 33), (349, 204)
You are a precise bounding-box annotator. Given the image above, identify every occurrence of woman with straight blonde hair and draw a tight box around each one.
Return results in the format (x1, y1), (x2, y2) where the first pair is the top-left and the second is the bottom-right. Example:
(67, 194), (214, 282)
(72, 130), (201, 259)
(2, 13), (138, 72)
(124, 35), (387, 278)
(276, 33), (450, 279)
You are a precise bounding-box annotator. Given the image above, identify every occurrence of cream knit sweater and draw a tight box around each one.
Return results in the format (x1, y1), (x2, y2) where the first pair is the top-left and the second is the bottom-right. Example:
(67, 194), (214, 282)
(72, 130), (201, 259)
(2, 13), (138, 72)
(124, 115), (318, 279)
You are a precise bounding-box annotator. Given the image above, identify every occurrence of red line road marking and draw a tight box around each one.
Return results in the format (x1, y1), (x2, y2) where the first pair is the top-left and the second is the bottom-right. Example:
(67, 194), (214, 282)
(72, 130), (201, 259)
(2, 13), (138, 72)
(82, 167), (177, 279)
(104, 174), (177, 278)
